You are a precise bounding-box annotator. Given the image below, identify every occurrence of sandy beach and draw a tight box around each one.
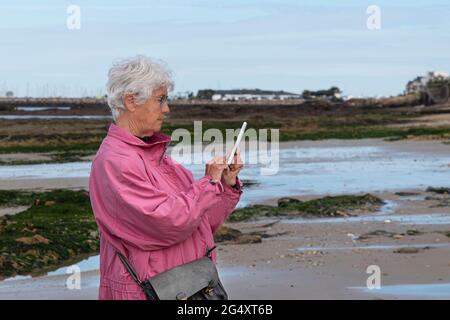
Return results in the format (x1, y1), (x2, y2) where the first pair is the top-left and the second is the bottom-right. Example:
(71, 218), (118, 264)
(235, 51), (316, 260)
(0, 138), (449, 299)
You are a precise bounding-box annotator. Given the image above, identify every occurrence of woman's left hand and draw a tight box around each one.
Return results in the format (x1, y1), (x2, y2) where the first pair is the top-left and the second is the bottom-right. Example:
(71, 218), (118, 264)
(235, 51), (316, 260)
(222, 148), (244, 187)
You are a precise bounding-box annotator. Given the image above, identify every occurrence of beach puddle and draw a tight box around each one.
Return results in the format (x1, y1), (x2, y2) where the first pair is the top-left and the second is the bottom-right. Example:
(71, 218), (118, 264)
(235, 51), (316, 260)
(283, 210), (450, 226)
(1, 254), (100, 283)
(0, 115), (111, 120)
(350, 282), (450, 299)
(46, 255), (100, 277)
(0, 162), (92, 180)
(292, 243), (450, 252)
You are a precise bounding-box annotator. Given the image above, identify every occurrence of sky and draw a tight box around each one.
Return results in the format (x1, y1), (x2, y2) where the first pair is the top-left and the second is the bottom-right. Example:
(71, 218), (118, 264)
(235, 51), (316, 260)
(0, 0), (449, 97)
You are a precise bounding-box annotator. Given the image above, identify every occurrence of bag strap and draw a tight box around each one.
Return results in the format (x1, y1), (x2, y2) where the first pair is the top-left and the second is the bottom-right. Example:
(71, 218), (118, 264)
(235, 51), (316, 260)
(206, 245), (216, 258)
(117, 252), (160, 300)
(117, 252), (143, 287)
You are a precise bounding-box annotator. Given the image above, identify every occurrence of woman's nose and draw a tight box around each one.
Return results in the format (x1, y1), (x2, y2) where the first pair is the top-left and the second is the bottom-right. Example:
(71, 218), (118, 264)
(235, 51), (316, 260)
(162, 103), (170, 114)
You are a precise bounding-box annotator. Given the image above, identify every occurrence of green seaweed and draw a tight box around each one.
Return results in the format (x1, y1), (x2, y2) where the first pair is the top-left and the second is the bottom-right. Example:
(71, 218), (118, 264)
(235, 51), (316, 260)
(0, 189), (98, 280)
(228, 194), (384, 222)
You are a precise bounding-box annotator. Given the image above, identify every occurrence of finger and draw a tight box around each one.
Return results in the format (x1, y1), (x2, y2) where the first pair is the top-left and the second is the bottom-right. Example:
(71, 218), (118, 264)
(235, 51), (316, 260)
(233, 148), (239, 163)
(214, 156), (226, 165)
(235, 148), (243, 164)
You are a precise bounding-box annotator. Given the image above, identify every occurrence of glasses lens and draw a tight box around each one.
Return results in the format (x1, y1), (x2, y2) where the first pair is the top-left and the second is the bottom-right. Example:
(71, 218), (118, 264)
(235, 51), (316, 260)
(159, 95), (168, 107)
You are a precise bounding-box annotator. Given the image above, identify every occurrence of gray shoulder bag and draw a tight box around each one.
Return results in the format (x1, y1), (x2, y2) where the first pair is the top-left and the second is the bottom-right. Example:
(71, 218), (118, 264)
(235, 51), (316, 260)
(117, 246), (228, 300)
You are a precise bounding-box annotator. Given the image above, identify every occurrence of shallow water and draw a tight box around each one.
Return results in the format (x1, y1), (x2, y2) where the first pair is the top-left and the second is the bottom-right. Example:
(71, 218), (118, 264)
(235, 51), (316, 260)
(46, 255), (100, 276)
(350, 282), (450, 299)
(1, 254), (246, 282)
(283, 212), (450, 225)
(0, 162), (92, 179)
(1, 142), (450, 208)
(292, 243), (450, 252)
(15, 107), (72, 111)
(0, 115), (111, 120)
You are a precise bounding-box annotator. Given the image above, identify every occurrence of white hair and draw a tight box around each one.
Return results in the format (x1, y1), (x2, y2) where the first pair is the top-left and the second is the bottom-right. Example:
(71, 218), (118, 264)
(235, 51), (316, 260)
(106, 55), (174, 121)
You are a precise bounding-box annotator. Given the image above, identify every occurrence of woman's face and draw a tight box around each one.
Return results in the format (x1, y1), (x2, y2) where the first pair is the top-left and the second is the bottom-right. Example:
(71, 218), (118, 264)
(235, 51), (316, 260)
(133, 87), (170, 136)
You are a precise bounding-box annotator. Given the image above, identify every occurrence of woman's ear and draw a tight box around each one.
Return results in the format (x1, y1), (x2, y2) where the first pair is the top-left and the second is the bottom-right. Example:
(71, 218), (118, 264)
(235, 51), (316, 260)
(123, 93), (137, 112)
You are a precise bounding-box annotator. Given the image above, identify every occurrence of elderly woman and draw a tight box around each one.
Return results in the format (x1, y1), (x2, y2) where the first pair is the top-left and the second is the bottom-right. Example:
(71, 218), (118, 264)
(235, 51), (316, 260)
(89, 55), (243, 300)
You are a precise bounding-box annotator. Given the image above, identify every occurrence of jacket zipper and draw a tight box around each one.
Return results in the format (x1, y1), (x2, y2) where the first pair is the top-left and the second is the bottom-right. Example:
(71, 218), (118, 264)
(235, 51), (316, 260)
(158, 144), (168, 166)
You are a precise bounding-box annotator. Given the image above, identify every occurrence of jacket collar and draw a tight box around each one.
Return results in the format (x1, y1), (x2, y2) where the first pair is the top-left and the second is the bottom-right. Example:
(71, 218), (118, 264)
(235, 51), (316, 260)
(107, 123), (172, 149)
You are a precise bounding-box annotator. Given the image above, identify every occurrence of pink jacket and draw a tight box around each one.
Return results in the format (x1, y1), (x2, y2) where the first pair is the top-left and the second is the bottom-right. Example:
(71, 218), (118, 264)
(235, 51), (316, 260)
(89, 124), (242, 300)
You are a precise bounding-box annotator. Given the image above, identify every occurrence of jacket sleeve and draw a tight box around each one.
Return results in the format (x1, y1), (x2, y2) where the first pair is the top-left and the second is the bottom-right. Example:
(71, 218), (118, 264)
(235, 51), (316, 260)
(92, 156), (225, 251)
(206, 177), (243, 234)
(177, 165), (243, 234)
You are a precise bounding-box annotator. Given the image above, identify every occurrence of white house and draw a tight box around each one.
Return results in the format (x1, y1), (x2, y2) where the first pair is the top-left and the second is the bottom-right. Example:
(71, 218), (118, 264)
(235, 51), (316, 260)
(211, 89), (302, 101)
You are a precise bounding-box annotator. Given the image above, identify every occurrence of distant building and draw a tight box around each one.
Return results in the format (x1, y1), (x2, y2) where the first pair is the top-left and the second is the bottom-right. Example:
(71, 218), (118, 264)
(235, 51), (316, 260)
(406, 71), (449, 94)
(5, 91), (14, 97)
(200, 89), (302, 101)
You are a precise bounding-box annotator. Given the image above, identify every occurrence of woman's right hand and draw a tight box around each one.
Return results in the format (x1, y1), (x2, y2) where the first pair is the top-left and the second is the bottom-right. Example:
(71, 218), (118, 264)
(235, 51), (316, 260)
(205, 156), (228, 181)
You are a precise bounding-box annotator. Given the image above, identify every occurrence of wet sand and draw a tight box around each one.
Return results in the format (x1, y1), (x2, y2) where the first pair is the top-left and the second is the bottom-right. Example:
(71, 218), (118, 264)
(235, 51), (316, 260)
(0, 138), (449, 299)
(220, 190), (450, 299)
(1, 189), (449, 300)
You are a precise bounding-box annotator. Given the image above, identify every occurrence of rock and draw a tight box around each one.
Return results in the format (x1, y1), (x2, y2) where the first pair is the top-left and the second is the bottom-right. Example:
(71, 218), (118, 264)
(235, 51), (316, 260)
(406, 229), (422, 236)
(426, 187), (450, 194)
(357, 230), (395, 240)
(393, 234), (404, 240)
(24, 249), (39, 257)
(16, 234), (51, 245)
(336, 210), (349, 217)
(277, 197), (302, 208)
(395, 192), (421, 197)
(89, 230), (99, 239)
(214, 226), (242, 242)
(394, 247), (420, 254)
(241, 180), (260, 188)
(234, 234), (262, 244)
(41, 251), (59, 264)
(21, 226), (37, 233)
(84, 239), (98, 250)
(258, 220), (281, 228)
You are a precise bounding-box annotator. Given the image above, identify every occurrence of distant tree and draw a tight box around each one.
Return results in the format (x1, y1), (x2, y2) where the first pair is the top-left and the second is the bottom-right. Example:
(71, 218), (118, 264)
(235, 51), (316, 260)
(302, 87), (341, 99)
(196, 89), (215, 100)
(302, 90), (312, 99)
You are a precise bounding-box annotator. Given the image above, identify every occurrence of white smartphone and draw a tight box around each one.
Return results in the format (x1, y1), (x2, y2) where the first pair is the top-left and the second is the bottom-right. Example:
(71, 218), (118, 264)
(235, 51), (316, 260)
(227, 121), (247, 165)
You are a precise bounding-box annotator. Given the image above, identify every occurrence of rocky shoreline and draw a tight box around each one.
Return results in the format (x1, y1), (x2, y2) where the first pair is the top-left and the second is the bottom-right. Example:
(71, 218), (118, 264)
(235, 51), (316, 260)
(0, 189), (387, 280)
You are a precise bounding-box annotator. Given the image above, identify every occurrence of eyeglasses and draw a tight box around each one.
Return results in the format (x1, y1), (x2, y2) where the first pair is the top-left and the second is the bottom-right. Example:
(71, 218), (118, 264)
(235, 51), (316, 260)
(153, 95), (169, 109)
